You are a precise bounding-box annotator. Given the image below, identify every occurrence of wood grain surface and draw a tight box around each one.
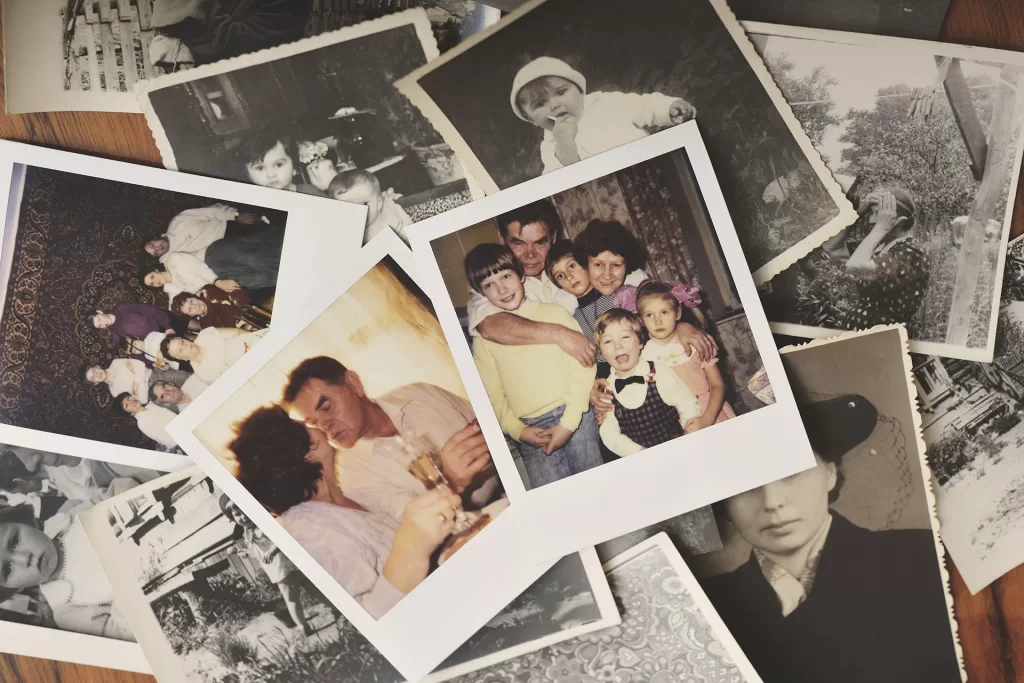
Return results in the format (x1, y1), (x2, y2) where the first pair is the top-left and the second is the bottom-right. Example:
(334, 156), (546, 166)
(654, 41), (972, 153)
(2, 0), (1024, 681)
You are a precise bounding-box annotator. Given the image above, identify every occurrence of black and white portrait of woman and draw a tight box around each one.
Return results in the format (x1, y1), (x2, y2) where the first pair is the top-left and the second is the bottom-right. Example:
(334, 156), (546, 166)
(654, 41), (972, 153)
(692, 327), (963, 683)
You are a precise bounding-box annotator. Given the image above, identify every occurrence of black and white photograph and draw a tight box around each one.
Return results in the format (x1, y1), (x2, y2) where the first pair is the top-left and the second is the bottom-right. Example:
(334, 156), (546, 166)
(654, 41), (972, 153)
(912, 237), (1024, 592)
(140, 10), (477, 246)
(751, 26), (1024, 362)
(168, 232), (590, 680)
(397, 0), (858, 283)
(0, 141), (364, 468)
(439, 534), (763, 683)
(411, 123), (814, 561)
(689, 325), (964, 683)
(3, 0), (499, 114)
(731, 0), (954, 40)
(0, 441), (161, 671)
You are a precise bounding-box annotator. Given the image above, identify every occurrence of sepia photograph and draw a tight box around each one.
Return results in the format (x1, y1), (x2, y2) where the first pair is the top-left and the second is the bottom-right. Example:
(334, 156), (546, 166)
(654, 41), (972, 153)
(0, 441), (162, 671)
(169, 232), (570, 680)
(411, 123), (814, 561)
(141, 10), (476, 246)
(83, 470), (619, 683)
(0, 141), (363, 469)
(397, 0), (857, 283)
(912, 237), (1024, 592)
(3, 0), (499, 114)
(751, 26), (1024, 362)
(690, 325), (964, 683)
(443, 534), (763, 683)
(731, 0), (953, 40)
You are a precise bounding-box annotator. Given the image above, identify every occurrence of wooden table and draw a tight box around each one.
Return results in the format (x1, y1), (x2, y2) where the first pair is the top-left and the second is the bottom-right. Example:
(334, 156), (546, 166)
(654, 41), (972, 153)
(2, 1), (1024, 681)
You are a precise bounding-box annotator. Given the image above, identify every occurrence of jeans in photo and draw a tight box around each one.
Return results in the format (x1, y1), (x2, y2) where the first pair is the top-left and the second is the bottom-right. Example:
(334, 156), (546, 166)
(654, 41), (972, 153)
(518, 404), (602, 490)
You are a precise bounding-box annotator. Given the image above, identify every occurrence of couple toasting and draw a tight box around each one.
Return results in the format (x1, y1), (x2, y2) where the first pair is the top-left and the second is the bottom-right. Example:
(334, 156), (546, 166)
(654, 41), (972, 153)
(229, 357), (504, 619)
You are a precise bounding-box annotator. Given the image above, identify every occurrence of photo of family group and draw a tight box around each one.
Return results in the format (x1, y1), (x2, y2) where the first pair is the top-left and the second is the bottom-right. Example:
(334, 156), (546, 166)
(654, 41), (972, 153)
(142, 11), (476, 246)
(183, 255), (509, 621)
(0, 164), (281, 454)
(753, 28), (1024, 360)
(0, 442), (161, 643)
(427, 147), (774, 492)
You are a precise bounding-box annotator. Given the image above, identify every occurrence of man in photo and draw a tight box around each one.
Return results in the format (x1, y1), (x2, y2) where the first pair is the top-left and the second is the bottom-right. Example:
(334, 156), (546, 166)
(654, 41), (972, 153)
(149, 376), (209, 415)
(280, 356), (500, 522)
(702, 394), (961, 683)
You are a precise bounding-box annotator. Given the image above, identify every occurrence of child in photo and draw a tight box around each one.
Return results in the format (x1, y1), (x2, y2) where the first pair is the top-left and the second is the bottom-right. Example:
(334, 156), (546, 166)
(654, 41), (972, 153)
(510, 57), (697, 173)
(219, 495), (318, 635)
(635, 281), (735, 428)
(596, 308), (701, 457)
(0, 503), (132, 640)
(241, 131), (327, 197)
(465, 243), (601, 488)
(546, 239), (616, 372)
(329, 170), (413, 246)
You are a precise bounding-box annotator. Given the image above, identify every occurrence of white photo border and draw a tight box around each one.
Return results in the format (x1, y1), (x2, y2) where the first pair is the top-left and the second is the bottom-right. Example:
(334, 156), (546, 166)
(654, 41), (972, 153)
(745, 21), (1024, 363)
(168, 230), (567, 681)
(602, 533), (765, 683)
(0, 139), (366, 472)
(409, 122), (815, 561)
(394, 0), (858, 285)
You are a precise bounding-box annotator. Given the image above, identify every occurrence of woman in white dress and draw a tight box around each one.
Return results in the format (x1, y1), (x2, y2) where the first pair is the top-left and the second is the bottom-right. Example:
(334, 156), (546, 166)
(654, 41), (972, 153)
(228, 405), (461, 619)
(84, 358), (151, 403)
(144, 256), (242, 307)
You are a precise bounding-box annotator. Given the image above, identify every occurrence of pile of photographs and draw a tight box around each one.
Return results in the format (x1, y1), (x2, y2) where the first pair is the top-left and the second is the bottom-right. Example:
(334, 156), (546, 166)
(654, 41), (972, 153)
(6, 0), (1024, 682)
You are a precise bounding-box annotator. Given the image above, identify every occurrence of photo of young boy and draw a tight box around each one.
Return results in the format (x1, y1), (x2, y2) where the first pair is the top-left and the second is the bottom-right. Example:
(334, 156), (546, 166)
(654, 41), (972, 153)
(466, 244), (601, 488)
(428, 146), (774, 489)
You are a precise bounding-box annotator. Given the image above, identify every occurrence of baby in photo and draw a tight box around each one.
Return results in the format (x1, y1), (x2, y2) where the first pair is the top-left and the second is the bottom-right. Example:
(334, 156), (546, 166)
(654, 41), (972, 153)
(465, 243), (602, 488)
(242, 131), (328, 197)
(511, 57), (697, 172)
(596, 308), (701, 457)
(329, 169), (413, 245)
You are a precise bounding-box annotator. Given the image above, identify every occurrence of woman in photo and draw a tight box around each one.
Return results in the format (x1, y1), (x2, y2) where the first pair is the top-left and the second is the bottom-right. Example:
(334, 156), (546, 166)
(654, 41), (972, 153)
(228, 405), (464, 619)
(702, 394), (960, 683)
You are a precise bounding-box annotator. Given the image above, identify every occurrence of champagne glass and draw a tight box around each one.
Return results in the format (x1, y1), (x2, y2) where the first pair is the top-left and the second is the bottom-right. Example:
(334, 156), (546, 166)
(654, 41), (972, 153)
(400, 433), (481, 534)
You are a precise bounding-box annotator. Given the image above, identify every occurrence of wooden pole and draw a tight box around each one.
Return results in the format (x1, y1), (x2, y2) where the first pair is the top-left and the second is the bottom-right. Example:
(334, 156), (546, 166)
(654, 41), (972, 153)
(945, 66), (1021, 347)
(941, 57), (989, 181)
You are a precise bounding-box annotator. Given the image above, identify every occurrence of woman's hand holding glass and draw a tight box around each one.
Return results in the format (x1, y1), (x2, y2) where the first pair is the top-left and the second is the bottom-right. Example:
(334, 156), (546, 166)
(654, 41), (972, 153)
(383, 487), (463, 594)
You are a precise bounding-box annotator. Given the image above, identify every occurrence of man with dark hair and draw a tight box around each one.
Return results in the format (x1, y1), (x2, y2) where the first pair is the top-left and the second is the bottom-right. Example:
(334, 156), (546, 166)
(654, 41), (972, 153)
(150, 377), (208, 414)
(701, 394), (961, 683)
(281, 355), (501, 523)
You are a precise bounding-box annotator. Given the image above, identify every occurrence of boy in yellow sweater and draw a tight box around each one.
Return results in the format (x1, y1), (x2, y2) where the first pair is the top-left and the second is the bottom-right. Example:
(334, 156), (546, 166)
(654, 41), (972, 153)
(466, 243), (601, 490)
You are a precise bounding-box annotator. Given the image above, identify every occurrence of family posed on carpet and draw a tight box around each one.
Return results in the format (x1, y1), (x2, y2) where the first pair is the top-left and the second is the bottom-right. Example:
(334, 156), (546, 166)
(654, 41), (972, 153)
(462, 198), (734, 490)
(82, 204), (278, 450)
(225, 354), (506, 619)
(0, 446), (160, 640)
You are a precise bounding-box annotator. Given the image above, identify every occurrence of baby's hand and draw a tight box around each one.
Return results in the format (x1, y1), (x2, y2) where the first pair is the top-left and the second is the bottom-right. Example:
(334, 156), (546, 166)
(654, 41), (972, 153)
(669, 99), (697, 124)
(552, 117), (581, 165)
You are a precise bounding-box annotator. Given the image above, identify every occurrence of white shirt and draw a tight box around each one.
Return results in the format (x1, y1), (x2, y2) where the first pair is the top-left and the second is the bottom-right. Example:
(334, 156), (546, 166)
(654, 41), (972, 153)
(337, 383), (483, 523)
(599, 360), (700, 457)
(161, 253), (219, 304)
(278, 500), (405, 619)
(162, 204), (236, 262)
(144, 331), (179, 370)
(467, 268), (647, 336)
(191, 327), (267, 384)
(105, 359), (152, 403)
(182, 374), (209, 400)
(540, 91), (678, 173)
(135, 404), (178, 448)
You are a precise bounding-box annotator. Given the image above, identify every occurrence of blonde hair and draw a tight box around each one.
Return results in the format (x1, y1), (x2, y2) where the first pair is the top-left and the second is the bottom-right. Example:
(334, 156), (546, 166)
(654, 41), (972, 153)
(595, 308), (648, 346)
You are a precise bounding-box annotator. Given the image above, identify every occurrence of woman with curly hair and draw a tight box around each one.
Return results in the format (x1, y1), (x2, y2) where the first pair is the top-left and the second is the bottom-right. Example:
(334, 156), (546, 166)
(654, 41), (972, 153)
(228, 405), (462, 618)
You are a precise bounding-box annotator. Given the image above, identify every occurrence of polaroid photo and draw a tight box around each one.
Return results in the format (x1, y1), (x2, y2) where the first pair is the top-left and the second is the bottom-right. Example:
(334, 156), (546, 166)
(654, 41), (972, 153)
(0, 139), (364, 473)
(167, 230), (577, 680)
(138, 9), (481, 248)
(3, 0), (499, 115)
(431, 532), (765, 683)
(731, 0), (952, 40)
(689, 324), (965, 683)
(912, 236), (1024, 593)
(0, 439), (168, 673)
(395, 0), (858, 284)
(747, 24), (1024, 363)
(81, 467), (618, 683)
(409, 121), (814, 561)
